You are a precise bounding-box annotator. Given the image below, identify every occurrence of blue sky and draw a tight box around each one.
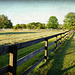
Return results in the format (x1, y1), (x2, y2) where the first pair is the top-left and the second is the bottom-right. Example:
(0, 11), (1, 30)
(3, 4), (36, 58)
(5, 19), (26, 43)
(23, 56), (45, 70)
(0, 0), (75, 25)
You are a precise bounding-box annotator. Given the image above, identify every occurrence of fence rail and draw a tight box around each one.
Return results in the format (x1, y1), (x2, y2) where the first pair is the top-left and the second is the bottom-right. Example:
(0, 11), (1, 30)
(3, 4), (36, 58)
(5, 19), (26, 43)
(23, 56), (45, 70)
(0, 30), (73, 75)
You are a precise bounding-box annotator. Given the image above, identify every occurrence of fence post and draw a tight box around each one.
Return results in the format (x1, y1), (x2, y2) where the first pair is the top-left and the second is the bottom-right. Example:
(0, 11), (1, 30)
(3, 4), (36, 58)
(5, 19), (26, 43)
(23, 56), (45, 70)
(60, 34), (62, 44)
(55, 35), (57, 51)
(64, 33), (66, 41)
(9, 45), (17, 75)
(44, 38), (48, 62)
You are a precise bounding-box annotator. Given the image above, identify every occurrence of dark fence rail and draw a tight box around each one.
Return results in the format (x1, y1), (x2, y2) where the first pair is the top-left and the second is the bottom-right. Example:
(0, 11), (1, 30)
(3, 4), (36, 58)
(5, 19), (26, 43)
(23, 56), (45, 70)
(0, 30), (74, 75)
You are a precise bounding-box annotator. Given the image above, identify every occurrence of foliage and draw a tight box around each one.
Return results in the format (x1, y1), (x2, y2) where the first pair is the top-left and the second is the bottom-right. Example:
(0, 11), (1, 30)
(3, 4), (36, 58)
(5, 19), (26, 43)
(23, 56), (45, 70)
(46, 16), (59, 29)
(27, 22), (45, 29)
(14, 22), (45, 29)
(0, 14), (13, 28)
(13, 24), (27, 29)
(63, 12), (75, 30)
(58, 24), (63, 29)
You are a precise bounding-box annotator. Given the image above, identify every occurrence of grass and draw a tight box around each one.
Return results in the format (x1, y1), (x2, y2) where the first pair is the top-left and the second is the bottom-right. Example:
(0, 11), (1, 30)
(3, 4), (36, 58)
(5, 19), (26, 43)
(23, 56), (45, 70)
(29, 32), (75, 75)
(0, 29), (69, 75)
(0, 29), (64, 47)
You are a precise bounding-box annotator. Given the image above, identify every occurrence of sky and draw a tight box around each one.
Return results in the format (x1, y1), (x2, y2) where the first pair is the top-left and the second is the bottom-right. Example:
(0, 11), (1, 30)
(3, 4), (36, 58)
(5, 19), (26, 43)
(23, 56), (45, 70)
(0, 0), (75, 25)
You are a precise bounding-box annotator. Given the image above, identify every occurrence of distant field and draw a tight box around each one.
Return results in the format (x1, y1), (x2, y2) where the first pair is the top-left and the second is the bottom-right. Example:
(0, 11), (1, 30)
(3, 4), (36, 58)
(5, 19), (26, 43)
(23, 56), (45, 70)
(0, 29), (64, 47)
(0, 29), (66, 75)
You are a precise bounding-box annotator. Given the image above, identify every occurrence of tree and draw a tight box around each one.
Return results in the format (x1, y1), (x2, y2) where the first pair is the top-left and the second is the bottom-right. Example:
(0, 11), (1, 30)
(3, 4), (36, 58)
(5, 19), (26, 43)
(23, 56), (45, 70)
(36, 22), (45, 29)
(58, 24), (63, 29)
(63, 12), (75, 30)
(27, 23), (35, 29)
(13, 24), (27, 29)
(0, 14), (13, 28)
(46, 16), (59, 29)
(27, 22), (45, 29)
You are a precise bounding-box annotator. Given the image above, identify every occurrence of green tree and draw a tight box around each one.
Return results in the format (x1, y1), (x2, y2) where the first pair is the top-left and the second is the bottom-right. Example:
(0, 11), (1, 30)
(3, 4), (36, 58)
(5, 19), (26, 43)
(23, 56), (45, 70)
(20, 24), (27, 29)
(0, 14), (13, 28)
(63, 12), (75, 30)
(13, 24), (27, 29)
(46, 16), (59, 29)
(58, 24), (63, 29)
(27, 22), (45, 29)
(27, 23), (35, 29)
(36, 22), (45, 29)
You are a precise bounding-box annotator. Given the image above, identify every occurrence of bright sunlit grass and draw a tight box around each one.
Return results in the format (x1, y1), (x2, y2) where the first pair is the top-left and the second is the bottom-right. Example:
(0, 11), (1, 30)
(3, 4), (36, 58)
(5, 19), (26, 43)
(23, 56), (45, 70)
(0, 29), (63, 47)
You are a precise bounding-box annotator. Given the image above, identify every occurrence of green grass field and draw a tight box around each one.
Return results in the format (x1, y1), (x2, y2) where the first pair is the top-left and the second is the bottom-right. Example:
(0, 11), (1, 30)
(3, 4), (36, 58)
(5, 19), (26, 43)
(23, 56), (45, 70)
(0, 29), (63, 47)
(0, 29), (74, 75)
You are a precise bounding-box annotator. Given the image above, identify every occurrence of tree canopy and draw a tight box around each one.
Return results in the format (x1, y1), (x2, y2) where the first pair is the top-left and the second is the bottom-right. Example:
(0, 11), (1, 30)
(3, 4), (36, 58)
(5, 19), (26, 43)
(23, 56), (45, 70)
(13, 24), (27, 29)
(63, 12), (75, 30)
(46, 16), (59, 29)
(14, 22), (45, 29)
(27, 22), (45, 29)
(0, 14), (13, 28)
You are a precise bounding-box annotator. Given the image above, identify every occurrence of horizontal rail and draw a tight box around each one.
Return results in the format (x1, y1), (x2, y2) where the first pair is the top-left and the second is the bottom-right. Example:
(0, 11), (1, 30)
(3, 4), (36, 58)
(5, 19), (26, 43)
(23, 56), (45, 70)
(0, 65), (9, 75)
(0, 46), (9, 56)
(0, 38), (45, 56)
(57, 42), (60, 47)
(22, 56), (44, 75)
(48, 47), (55, 55)
(57, 38), (61, 41)
(17, 46), (45, 67)
(0, 30), (69, 56)
(16, 38), (45, 50)
(64, 33), (68, 37)
(48, 30), (69, 39)
(48, 41), (55, 48)
(61, 33), (68, 38)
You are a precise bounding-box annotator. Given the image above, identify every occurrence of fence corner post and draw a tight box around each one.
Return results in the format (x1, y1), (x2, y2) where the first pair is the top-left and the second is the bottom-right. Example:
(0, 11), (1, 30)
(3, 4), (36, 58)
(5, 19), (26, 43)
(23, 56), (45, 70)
(9, 45), (17, 75)
(44, 37), (48, 62)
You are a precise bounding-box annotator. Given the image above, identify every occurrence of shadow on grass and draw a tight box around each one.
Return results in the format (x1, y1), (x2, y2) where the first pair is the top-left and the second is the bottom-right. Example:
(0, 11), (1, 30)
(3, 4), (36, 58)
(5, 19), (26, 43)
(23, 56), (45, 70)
(0, 32), (37, 35)
(66, 51), (75, 55)
(62, 65), (75, 73)
(47, 33), (75, 75)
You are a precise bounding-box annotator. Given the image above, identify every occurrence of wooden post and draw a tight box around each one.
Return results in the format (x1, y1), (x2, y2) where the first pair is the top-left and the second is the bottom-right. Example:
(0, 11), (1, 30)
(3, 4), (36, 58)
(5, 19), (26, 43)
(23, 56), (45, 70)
(60, 34), (62, 44)
(44, 38), (48, 62)
(55, 35), (57, 51)
(64, 33), (66, 41)
(9, 45), (17, 75)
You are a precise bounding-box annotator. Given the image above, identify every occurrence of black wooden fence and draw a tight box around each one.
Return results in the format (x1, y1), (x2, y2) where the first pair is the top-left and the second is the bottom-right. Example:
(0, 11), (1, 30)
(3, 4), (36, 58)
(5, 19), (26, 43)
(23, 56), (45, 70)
(0, 30), (73, 75)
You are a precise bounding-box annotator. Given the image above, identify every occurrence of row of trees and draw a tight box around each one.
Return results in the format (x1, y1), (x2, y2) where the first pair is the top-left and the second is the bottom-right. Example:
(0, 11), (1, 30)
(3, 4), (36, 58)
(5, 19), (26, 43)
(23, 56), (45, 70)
(0, 14), (61, 29)
(13, 16), (59, 29)
(0, 12), (75, 30)
(13, 22), (45, 29)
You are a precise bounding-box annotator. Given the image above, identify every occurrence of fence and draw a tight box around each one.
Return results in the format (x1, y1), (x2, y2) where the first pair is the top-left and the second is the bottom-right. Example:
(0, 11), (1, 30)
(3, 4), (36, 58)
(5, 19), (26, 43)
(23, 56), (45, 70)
(0, 30), (73, 75)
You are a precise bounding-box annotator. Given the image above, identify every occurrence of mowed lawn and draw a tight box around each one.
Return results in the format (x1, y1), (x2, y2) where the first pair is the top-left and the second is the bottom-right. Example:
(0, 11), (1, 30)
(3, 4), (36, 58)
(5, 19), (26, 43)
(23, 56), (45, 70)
(30, 32), (75, 75)
(0, 29), (69, 75)
(0, 29), (63, 47)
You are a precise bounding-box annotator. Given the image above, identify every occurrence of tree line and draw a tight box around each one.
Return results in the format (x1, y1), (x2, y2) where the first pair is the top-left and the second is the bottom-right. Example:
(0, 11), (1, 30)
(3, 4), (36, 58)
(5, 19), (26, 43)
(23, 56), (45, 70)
(13, 22), (45, 29)
(0, 12), (75, 30)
